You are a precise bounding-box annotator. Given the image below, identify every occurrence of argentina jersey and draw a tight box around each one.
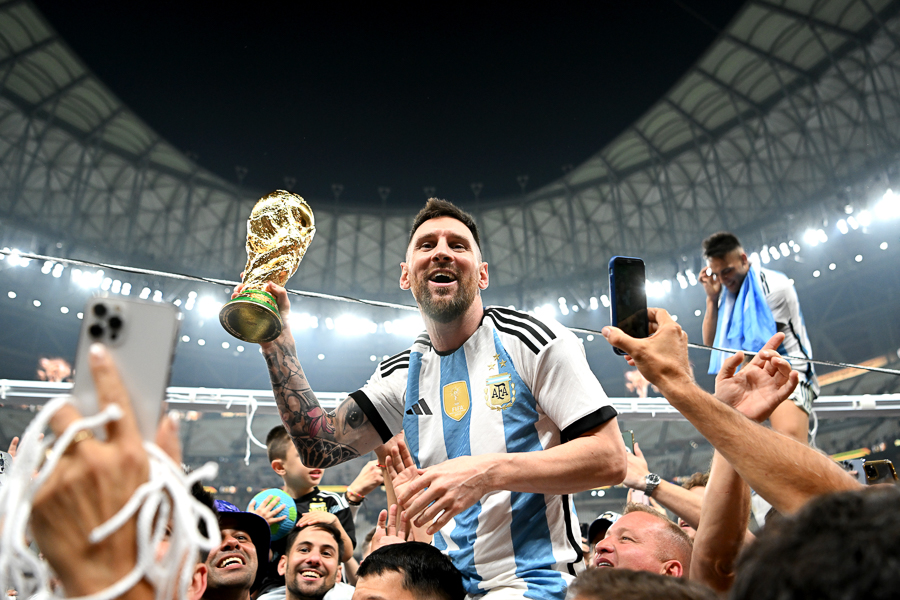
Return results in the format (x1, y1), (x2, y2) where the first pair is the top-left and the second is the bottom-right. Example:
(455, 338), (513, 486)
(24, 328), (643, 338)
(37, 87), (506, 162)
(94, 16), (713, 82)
(351, 307), (618, 599)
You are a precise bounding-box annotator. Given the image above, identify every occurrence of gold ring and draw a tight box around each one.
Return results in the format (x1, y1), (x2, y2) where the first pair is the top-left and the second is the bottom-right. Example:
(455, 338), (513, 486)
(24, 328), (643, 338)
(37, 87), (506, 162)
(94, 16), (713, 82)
(71, 430), (94, 445)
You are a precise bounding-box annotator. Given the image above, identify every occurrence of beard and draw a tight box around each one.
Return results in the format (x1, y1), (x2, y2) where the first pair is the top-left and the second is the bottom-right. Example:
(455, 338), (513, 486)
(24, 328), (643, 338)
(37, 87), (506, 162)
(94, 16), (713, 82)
(286, 571), (333, 600)
(412, 268), (479, 323)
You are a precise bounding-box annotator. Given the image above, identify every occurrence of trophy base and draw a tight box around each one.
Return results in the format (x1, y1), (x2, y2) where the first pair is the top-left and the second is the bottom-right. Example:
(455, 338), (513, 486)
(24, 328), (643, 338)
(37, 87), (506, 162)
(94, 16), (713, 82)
(219, 290), (283, 344)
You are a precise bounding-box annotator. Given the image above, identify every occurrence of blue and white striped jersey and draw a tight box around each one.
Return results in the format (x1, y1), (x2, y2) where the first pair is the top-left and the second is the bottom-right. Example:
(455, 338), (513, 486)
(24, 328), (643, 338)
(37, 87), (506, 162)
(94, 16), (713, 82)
(352, 307), (617, 599)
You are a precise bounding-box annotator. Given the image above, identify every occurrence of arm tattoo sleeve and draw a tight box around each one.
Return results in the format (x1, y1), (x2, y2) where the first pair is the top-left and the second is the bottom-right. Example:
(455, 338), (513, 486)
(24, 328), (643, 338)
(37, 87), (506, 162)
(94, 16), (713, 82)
(264, 340), (370, 468)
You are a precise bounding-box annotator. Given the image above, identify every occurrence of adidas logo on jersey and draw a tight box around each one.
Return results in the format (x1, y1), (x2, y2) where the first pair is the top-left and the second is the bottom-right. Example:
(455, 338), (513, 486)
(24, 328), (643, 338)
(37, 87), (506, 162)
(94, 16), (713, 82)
(405, 398), (432, 416)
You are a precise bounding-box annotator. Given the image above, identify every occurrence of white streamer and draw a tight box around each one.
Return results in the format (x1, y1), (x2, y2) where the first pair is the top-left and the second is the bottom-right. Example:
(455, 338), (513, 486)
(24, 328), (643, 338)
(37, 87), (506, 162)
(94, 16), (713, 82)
(244, 395), (267, 466)
(0, 396), (222, 600)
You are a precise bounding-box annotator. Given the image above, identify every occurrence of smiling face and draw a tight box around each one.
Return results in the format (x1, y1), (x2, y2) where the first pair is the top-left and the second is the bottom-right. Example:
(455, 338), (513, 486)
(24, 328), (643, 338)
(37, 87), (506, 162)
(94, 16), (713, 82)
(592, 512), (685, 577)
(706, 249), (750, 295)
(400, 216), (488, 324)
(280, 527), (340, 600)
(205, 522), (258, 594)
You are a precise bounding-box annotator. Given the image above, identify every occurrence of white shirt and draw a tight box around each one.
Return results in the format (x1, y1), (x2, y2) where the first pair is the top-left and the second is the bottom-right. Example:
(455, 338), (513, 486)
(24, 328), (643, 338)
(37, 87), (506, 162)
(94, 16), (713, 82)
(351, 307), (617, 600)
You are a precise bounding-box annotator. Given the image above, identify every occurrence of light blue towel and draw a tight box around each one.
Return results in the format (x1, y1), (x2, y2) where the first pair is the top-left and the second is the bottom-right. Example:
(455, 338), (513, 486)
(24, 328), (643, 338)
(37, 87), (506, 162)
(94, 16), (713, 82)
(708, 266), (777, 374)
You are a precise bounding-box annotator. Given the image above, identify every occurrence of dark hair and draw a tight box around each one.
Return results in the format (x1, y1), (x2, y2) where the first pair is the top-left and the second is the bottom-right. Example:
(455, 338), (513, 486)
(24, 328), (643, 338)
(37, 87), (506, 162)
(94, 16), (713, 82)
(358, 542), (465, 600)
(681, 472), (709, 490)
(732, 486), (900, 600)
(408, 198), (481, 252)
(190, 480), (216, 562)
(284, 522), (345, 562)
(569, 568), (716, 600)
(701, 232), (743, 259)
(266, 425), (291, 463)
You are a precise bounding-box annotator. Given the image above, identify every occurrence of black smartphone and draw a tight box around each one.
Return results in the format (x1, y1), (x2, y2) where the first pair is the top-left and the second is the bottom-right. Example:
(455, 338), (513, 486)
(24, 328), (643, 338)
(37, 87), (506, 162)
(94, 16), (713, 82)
(608, 256), (649, 356)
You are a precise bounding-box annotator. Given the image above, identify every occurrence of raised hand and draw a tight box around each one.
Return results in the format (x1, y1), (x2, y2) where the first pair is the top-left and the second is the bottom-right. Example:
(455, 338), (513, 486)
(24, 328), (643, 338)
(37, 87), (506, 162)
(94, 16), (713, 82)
(698, 267), (721, 299)
(622, 442), (651, 490)
(370, 504), (410, 552)
(714, 332), (799, 423)
(248, 495), (288, 526)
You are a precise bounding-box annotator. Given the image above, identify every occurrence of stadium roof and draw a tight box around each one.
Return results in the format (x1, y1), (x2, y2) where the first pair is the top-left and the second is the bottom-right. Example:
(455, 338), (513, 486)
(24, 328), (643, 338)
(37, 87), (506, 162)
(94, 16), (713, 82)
(2, 0), (900, 306)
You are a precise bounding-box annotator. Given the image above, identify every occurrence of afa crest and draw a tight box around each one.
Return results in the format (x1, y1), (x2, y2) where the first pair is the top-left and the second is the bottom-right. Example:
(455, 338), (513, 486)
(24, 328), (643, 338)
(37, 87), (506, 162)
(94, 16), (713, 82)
(442, 381), (470, 421)
(485, 373), (516, 410)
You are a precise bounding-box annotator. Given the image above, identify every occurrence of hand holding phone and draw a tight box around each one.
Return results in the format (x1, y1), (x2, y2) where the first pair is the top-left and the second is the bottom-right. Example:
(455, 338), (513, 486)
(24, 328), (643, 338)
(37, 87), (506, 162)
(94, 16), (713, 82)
(608, 257), (649, 356)
(72, 298), (181, 441)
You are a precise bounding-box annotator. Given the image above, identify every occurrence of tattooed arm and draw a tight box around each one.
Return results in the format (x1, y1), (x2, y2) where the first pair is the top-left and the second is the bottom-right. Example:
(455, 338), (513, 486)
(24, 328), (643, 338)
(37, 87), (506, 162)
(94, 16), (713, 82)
(237, 282), (384, 468)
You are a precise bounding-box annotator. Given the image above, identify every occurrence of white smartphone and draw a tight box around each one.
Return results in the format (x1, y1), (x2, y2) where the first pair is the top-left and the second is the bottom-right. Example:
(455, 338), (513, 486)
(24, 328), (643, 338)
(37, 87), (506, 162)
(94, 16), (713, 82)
(72, 297), (181, 441)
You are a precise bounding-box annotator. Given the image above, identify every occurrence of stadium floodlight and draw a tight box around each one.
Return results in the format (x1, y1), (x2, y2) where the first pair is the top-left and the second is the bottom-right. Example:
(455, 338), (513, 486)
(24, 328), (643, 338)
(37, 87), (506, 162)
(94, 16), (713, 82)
(111, 280), (122, 294)
(121, 282), (132, 296)
(749, 252), (761, 265)
(761, 248), (771, 264)
(803, 229), (820, 247)
(600, 295), (610, 308)
(685, 269), (697, 286)
(197, 297), (222, 318)
(386, 316), (425, 337)
(139, 287), (151, 299)
(676, 272), (688, 289)
(334, 314), (377, 335)
(41, 261), (53, 274)
(646, 280), (668, 299)
(858, 210), (872, 227)
(779, 242), (790, 256)
(559, 304), (570, 316)
(589, 297), (599, 310)
(101, 277), (112, 291)
(770, 246), (781, 260)
(837, 219), (849, 234)
(875, 189), (900, 220)
(533, 304), (556, 320)
(52, 263), (64, 278)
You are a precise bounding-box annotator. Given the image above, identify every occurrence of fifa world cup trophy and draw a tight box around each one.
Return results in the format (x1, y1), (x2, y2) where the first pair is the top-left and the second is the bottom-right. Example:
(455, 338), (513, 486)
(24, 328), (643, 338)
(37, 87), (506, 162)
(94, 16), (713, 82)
(219, 190), (316, 343)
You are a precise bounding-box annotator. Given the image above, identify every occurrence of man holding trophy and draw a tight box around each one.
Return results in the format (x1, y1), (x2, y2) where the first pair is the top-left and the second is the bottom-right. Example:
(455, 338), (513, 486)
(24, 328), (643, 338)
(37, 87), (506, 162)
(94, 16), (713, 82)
(228, 194), (627, 600)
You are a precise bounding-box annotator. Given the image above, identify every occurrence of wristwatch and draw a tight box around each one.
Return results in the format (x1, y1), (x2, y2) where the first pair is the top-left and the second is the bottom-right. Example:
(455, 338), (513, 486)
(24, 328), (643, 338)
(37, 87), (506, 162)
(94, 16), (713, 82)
(644, 473), (661, 497)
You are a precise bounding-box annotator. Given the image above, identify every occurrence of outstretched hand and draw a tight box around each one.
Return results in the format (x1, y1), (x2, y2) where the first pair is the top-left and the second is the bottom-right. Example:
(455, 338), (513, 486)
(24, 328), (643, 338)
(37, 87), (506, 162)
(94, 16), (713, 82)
(714, 332), (799, 423)
(248, 495), (288, 526)
(370, 504), (410, 552)
(602, 308), (694, 393)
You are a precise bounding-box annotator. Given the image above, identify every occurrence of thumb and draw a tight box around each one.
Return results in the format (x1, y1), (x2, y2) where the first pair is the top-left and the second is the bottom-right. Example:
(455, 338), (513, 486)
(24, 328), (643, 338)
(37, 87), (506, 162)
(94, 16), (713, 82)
(634, 441), (644, 459)
(602, 326), (636, 355)
(155, 414), (182, 464)
(718, 351), (744, 382)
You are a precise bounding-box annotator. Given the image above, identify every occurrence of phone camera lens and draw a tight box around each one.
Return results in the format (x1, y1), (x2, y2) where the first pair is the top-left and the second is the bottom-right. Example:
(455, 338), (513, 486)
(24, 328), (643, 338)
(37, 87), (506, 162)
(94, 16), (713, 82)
(89, 324), (104, 338)
(93, 304), (107, 317)
(865, 465), (877, 477)
(108, 316), (123, 329)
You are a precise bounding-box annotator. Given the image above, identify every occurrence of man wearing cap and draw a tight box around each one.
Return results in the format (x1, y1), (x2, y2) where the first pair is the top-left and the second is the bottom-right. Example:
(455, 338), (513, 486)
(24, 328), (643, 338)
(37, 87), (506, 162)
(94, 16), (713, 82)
(585, 511), (621, 565)
(204, 500), (271, 600)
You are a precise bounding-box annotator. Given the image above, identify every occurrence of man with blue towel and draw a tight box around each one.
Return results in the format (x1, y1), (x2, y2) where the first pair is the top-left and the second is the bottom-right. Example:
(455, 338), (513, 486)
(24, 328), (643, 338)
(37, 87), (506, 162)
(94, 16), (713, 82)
(699, 232), (819, 444)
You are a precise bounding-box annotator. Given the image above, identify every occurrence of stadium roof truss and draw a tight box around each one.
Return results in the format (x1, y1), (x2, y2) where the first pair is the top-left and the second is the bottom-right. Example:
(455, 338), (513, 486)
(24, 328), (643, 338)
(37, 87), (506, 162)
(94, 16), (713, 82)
(1, 0), (900, 306)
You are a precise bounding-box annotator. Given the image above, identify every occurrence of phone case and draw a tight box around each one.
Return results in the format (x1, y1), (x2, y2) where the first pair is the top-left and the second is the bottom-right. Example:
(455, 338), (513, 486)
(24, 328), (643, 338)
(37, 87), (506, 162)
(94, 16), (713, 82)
(72, 297), (181, 441)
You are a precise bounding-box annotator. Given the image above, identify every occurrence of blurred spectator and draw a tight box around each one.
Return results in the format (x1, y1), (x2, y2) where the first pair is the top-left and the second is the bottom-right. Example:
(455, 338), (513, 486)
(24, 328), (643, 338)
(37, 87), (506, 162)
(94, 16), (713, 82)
(257, 523), (353, 600)
(36, 357), (72, 382)
(568, 568), (716, 600)
(353, 542), (465, 600)
(624, 370), (657, 398)
(585, 511), (621, 565)
(732, 486), (900, 600)
(591, 504), (692, 577)
(204, 500), (270, 600)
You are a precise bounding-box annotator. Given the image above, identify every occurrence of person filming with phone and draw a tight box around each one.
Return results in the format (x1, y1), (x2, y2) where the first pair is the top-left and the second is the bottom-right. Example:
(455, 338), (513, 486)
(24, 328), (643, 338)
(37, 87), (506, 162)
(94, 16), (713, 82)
(699, 232), (819, 444)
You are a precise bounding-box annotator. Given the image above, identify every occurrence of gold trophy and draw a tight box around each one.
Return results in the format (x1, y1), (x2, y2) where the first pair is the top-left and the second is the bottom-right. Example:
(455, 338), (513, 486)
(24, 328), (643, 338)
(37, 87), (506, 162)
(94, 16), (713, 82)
(219, 190), (316, 343)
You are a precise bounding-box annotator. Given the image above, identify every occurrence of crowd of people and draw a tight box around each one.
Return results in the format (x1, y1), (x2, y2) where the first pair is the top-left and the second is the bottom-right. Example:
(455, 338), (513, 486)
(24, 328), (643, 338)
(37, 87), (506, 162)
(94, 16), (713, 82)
(1, 199), (897, 600)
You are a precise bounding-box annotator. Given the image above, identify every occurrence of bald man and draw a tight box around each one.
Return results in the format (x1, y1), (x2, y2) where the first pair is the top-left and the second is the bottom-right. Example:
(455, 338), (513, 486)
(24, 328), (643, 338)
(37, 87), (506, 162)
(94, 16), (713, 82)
(591, 504), (692, 578)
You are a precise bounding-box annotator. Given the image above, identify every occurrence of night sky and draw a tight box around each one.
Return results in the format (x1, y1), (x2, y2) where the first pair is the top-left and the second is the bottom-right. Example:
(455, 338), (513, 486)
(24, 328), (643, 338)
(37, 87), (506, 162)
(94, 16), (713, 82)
(33, 1), (747, 208)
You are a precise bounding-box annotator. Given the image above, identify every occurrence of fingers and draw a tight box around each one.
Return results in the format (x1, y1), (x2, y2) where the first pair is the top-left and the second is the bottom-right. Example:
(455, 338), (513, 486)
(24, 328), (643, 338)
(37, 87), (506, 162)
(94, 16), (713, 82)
(263, 282), (292, 316)
(48, 403), (83, 438)
(154, 415), (182, 464)
(397, 510), (410, 541)
(718, 351), (744, 381)
(248, 500), (257, 511)
(396, 439), (416, 470)
(601, 326), (636, 356)
(7, 436), (19, 457)
(634, 441), (644, 459)
(88, 344), (140, 442)
(376, 509), (388, 530)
